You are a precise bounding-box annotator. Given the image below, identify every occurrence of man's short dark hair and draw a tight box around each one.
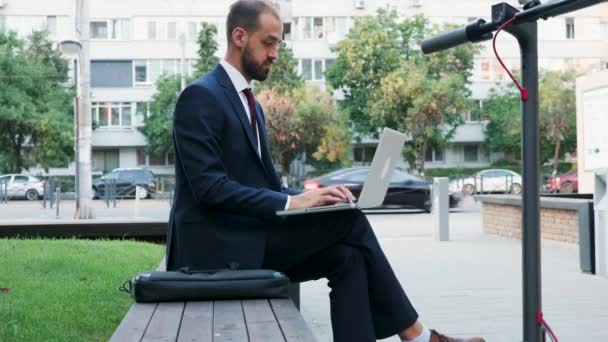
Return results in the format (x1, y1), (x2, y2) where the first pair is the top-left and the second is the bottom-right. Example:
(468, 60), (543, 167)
(226, 0), (280, 45)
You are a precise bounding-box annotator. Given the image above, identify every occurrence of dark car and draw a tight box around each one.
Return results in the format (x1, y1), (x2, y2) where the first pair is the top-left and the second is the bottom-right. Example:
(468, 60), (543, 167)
(303, 167), (460, 212)
(92, 168), (157, 199)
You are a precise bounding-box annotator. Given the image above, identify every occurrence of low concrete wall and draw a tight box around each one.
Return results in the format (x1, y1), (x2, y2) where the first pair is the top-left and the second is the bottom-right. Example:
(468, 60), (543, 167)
(476, 195), (593, 245)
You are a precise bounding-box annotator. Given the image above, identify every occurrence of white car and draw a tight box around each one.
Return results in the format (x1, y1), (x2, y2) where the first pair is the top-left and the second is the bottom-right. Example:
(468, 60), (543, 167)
(450, 169), (522, 195)
(0, 174), (45, 200)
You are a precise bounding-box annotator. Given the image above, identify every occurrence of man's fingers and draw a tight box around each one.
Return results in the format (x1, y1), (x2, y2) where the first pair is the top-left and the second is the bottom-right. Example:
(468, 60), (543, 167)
(336, 185), (355, 201)
(324, 187), (346, 199)
(320, 194), (342, 205)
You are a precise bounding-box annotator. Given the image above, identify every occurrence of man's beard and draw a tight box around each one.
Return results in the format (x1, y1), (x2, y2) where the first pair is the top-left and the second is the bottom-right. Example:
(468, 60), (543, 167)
(242, 45), (271, 81)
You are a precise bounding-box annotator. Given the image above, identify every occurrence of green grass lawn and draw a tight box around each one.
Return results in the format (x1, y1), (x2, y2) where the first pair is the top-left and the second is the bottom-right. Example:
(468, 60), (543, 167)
(0, 238), (165, 341)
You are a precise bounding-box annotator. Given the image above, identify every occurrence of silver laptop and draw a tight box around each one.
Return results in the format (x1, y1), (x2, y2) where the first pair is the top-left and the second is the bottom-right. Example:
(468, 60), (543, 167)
(276, 127), (407, 216)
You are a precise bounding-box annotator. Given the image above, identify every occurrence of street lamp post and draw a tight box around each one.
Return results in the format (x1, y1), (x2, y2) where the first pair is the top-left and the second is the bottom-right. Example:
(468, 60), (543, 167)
(58, 0), (94, 219)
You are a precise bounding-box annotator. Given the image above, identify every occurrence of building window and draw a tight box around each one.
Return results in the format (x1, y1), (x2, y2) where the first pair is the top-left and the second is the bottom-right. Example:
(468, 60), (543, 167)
(149, 153), (165, 166)
(566, 17), (575, 39)
(133, 59), (180, 85)
(92, 102), (134, 128)
(91, 19), (129, 40)
(91, 21), (108, 39)
(136, 148), (147, 166)
(353, 146), (377, 164)
(302, 17), (313, 39)
(46, 16), (57, 38)
(167, 22), (177, 40)
(121, 103), (132, 126)
(283, 22), (292, 40)
(313, 17), (323, 38)
(134, 60), (147, 83)
(425, 147), (444, 162)
(300, 17), (326, 39)
(464, 145), (479, 162)
(301, 59), (312, 80)
(167, 152), (175, 165)
(135, 102), (150, 126)
(147, 21), (157, 40)
(0, 16), (6, 34)
(300, 59), (331, 81)
(314, 60), (323, 80)
(601, 20), (608, 40)
(188, 22), (198, 40)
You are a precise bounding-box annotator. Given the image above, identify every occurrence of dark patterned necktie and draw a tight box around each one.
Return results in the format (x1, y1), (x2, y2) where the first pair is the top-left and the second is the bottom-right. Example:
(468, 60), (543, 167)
(242, 88), (258, 146)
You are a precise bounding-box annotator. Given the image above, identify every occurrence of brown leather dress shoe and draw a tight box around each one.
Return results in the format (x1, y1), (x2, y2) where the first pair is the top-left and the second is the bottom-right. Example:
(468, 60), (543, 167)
(429, 329), (486, 342)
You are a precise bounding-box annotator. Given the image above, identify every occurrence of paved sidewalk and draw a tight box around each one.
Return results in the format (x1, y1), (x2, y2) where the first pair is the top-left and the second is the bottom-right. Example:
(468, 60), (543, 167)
(299, 207), (608, 342)
(2, 199), (607, 341)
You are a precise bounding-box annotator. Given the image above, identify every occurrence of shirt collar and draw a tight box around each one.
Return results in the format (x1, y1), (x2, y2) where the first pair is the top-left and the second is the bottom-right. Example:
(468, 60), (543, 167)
(219, 59), (251, 93)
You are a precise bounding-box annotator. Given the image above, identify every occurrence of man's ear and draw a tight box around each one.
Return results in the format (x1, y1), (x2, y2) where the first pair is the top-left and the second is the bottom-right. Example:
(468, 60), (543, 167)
(231, 27), (248, 49)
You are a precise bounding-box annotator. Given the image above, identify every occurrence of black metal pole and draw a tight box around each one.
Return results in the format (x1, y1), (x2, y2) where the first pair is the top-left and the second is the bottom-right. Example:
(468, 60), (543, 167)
(506, 21), (542, 342)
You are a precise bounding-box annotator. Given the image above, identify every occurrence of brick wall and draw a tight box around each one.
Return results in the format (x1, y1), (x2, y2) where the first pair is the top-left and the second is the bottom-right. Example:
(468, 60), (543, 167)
(482, 203), (579, 244)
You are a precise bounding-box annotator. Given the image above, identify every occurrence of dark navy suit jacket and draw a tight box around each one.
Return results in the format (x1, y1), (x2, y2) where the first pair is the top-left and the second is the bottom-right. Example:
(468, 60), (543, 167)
(166, 64), (301, 271)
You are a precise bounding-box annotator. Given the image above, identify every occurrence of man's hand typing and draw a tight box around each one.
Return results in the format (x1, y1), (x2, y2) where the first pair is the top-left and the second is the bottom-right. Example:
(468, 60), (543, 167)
(289, 185), (356, 209)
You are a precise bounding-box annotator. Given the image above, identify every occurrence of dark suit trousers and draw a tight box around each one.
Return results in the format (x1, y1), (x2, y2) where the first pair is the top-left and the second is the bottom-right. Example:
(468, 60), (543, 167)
(263, 209), (419, 341)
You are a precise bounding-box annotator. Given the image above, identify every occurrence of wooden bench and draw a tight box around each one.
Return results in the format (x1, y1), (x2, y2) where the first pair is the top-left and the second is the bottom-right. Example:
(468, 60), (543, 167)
(110, 259), (317, 342)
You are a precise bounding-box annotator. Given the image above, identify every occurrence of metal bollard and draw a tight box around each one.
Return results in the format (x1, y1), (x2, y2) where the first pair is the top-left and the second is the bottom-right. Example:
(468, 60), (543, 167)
(50, 179), (55, 209)
(104, 180), (109, 208)
(432, 177), (450, 241)
(0, 180), (7, 203)
(55, 187), (60, 219)
(134, 186), (140, 218)
(112, 179), (117, 208)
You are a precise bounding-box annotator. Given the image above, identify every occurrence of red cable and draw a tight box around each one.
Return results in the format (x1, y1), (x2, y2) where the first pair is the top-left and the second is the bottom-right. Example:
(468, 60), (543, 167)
(492, 16), (529, 101)
(537, 312), (559, 342)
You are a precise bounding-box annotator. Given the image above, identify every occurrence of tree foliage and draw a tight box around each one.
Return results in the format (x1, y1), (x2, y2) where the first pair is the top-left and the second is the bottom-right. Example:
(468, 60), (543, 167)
(483, 86), (521, 161)
(254, 42), (303, 95)
(0, 31), (73, 173)
(193, 22), (220, 78)
(258, 86), (350, 176)
(140, 22), (219, 157)
(326, 10), (479, 174)
(483, 69), (578, 169)
(539, 69), (577, 174)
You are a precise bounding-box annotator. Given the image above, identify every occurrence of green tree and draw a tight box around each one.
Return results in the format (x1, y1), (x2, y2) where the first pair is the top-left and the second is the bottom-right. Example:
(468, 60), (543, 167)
(193, 22), (220, 78)
(254, 42), (303, 95)
(539, 69), (577, 174)
(483, 86), (521, 161)
(325, 9), (404, 136)
(0, 31), (73, 173)
(257, 86), (349, 177)
(483, 69), (578, 170)
(327, 11), (478, 174)
(140, 22), (219, 157)
(139, 75), (182, 158)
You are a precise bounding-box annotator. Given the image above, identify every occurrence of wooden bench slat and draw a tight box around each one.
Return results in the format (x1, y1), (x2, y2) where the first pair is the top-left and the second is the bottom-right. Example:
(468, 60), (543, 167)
(242, 299), (285, 342)
(109, 303), (159, 342)
(213, 300), (249, 342)
(141, 301), (185, 341)
(270, 299), (317, 342)
(176, 301), (214, 342)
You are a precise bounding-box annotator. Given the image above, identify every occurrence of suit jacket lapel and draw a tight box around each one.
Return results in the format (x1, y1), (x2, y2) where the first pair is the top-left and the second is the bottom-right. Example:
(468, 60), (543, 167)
(256, 105), (282, 190)
(213, 65), (268, 173)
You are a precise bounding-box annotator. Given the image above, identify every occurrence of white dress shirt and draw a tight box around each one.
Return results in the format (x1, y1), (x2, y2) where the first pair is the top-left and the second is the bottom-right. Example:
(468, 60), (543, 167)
(219, 59), (291, 210)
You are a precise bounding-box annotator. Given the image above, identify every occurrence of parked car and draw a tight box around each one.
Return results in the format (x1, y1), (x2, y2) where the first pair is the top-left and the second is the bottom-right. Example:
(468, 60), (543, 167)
(450, 169), (522, 195)
(0, 174), (44, 200)
(303, 167), (461, 212)
(92, 168), (156, 199)
(546, 170), (578, 194)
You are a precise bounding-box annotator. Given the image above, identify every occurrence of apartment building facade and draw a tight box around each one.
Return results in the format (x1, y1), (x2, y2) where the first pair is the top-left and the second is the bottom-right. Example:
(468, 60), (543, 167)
(1, 0), (607, 175)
